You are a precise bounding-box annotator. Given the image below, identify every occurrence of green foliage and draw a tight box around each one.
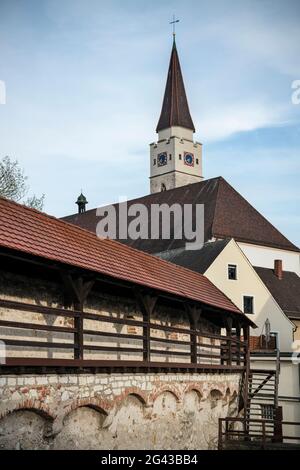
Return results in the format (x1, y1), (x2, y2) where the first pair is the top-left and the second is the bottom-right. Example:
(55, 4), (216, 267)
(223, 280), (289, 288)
(0, 156), (45, 210)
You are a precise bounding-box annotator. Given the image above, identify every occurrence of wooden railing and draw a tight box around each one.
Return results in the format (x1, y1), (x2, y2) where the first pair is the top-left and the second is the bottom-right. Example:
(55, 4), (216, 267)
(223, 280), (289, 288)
(218, 417), (300, 449)
(0, 299), (248, 371)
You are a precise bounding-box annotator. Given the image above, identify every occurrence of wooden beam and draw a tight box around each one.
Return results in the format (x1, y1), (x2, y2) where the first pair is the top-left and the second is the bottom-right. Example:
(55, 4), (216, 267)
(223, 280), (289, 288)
(1, 357), (247, 371)
(224, 316), (233, 366)
(60, 273), (95, 360)
(273, 406), (283, 443)
(185, 303), (202, 365)
(235, 322), (241, 365)
(0, 299), (79, 317)
(242, 325), (250, 424)
(134, 289), (158, 362)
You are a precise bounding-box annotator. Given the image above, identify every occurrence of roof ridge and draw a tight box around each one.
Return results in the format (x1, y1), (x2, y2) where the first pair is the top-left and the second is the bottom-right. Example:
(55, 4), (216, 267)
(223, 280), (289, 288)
(62, 177), (222, 218)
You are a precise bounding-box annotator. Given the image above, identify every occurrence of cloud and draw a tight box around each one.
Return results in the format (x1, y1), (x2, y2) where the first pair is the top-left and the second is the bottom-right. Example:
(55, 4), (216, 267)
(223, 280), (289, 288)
(0, 0), (299, 248)
(196, 101), (288, 143)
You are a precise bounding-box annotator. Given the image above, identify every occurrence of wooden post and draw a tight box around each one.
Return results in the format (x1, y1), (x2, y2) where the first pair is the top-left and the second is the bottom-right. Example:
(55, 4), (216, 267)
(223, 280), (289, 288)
(61, 273), (94, 361)
(262, 421), (266, 449)
(273, 406), (283, 443)
(185, 304), (202, 365)
(74, 297), (84, 360)
(135, 290), (157, 363)
(274, 348), (281, 408)
(236, 322), (241, 365)
(243, 325), (250, 436)
(218, 418), (223, 450)
(225, 316), (233, 366)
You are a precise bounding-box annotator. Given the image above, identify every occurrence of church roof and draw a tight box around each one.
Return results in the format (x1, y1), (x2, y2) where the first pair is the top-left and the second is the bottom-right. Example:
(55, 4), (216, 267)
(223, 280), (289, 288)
(0, 196), (251, 320)
(254, 267), (300, 320)
(161, 239), (231, 274)
(156, 40), (195, 133)
(62, 177), (299, 254)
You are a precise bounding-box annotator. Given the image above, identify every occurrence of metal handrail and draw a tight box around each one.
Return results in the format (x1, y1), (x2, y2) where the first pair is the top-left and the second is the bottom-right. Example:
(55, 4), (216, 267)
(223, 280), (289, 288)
(218, 416), (300, 450)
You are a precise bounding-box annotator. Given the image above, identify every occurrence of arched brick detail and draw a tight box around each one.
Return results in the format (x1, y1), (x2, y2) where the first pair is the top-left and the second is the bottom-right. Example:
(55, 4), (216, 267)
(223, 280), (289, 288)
(209, 388), (224, 400)
(115, 387), (148, 406)
(149, 384), (182, 404)
(184, 383), (203, 399)
(0, 400), (55, 421)
(61, 397), (111, 422)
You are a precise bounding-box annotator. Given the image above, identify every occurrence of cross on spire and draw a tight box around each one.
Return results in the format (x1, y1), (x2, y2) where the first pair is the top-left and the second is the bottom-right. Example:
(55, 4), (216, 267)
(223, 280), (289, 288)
(170, 15), (179, 38)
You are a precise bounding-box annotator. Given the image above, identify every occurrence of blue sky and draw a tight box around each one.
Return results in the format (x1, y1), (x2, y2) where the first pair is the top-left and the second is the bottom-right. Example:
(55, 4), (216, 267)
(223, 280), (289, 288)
(0, 0), (299, 245)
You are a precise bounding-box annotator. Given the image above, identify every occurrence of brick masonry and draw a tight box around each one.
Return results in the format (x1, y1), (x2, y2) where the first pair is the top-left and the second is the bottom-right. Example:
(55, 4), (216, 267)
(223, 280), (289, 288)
(0, 371), (240, 450)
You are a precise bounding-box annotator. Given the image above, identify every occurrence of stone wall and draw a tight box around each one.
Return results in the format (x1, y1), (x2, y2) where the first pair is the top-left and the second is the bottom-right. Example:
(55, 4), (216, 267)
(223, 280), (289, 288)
(0, 372), (240, 450)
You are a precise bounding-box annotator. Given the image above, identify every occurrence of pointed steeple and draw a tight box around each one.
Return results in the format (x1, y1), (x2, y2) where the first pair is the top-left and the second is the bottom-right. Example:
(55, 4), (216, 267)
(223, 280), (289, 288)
(156, 39), (195, 133)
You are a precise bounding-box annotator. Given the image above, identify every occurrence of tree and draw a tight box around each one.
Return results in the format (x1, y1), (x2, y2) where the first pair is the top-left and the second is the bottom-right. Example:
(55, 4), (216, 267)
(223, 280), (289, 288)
(0, 156), (45, 210)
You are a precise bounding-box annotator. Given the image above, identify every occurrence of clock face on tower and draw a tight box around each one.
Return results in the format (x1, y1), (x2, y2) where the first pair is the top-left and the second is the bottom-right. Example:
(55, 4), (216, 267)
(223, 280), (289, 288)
(184, 152), (194, 167)
(157, 152), (167, 167)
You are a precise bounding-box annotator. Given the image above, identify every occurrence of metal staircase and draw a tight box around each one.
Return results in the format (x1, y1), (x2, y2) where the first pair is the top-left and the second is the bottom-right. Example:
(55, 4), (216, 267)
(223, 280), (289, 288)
(246, 369), (278, 437)
(245, 350), (281, 438)
(219, 350), (284, 448)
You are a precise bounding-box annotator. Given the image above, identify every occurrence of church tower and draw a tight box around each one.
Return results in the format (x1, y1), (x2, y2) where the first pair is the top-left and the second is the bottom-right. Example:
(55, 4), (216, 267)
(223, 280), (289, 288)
(150, 38), (203, 193)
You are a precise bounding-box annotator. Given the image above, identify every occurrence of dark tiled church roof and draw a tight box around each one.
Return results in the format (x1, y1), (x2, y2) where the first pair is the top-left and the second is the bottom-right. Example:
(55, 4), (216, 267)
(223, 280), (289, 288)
(63, 177), (299, 254)
(254, 267), (300, 320)
(156, 40), (195, 133)
(161, 239), (230, 274)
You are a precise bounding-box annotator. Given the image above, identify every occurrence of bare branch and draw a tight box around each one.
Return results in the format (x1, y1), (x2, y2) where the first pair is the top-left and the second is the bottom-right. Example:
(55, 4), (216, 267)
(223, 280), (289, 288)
(0, 156), (45, 210)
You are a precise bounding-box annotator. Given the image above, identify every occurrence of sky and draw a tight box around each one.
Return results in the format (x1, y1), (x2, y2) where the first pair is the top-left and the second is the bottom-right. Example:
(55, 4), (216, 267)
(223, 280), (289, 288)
(0, 0), (300, 246)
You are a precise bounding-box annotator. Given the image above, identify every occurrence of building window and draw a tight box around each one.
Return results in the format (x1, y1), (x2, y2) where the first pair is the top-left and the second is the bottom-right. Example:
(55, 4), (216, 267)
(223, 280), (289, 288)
(161, 183), (166, 192)
(228, 264), (237, 280)
(169, 154), (172, 160)
(179, 154), (182, 160)
(243, 296), (254, 314)
(261, 404), (274, 420)
(153, 158), (156, 165)
(196, 158), (199, 164)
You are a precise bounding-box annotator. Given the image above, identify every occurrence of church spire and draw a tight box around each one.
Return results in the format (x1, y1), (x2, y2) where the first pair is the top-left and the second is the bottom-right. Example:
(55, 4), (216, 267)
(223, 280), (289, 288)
(156, 39), (195, 133)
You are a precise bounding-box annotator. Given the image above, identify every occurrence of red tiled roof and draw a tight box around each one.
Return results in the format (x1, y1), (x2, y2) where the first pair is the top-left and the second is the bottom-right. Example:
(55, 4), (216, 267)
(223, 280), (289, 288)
(0, 196), (248, 320)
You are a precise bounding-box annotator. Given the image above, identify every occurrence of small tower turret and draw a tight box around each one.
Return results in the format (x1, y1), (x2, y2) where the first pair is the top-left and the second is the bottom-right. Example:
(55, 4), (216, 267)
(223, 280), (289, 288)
(76, 192), (88, 214)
